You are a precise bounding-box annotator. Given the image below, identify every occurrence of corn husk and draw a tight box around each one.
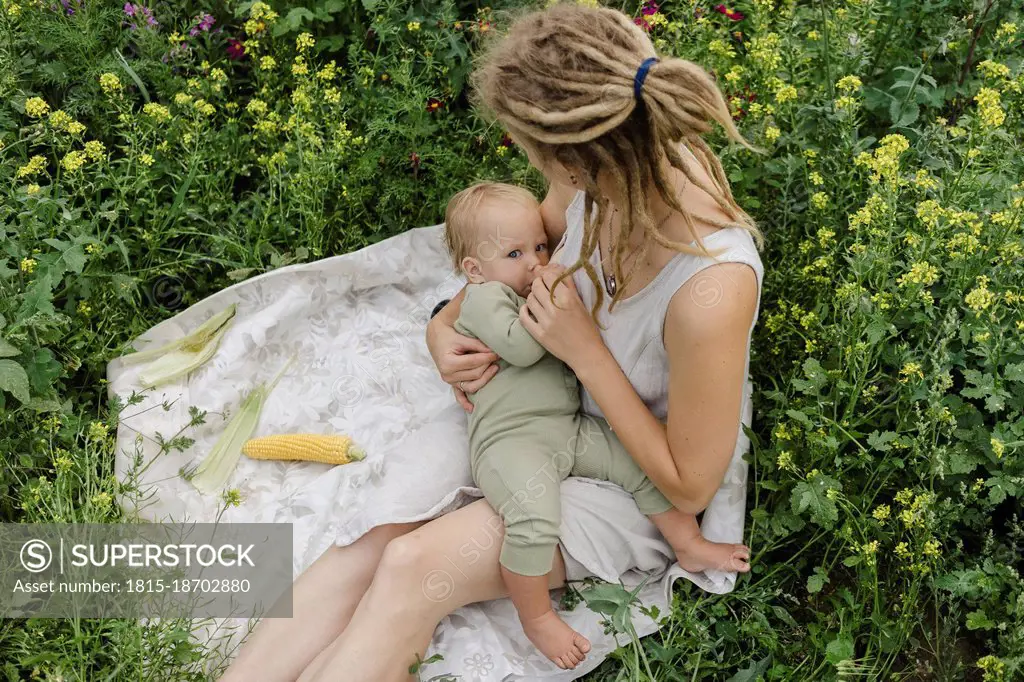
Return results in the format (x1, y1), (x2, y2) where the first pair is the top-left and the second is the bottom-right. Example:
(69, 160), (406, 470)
(123, 304), (237, 389)
(187, 354), (295, 495)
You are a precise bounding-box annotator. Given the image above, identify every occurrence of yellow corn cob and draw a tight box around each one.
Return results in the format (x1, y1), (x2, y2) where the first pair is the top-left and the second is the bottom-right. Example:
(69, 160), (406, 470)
(242, 434), (366, 465)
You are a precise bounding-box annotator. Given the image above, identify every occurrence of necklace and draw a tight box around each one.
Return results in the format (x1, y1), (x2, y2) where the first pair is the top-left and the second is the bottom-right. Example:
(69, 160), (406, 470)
(601, 206), (674, 297)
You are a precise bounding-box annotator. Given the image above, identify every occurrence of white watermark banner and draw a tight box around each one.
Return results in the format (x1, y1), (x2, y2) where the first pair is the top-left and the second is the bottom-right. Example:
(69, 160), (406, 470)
(0, 523), (293, 618)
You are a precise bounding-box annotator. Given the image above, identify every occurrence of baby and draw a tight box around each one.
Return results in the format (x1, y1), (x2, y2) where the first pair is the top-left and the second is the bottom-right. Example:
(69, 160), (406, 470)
(443, 181), (750, 670)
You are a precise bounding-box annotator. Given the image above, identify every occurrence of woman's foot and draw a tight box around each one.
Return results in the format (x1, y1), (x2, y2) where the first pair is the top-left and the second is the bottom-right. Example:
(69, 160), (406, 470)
(520, 610), (591, 670)
(673, 536), (751, 573)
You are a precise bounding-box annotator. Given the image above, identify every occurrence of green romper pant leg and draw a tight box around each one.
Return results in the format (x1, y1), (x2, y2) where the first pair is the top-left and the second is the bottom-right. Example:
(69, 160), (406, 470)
(473, 433), (576, 577)
(570, 414), (674, 516)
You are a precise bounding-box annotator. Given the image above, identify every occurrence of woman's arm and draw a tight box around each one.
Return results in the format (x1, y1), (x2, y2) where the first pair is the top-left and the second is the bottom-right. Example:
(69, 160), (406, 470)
(540, 181), (577, 248)
(572, 263), (759, 514)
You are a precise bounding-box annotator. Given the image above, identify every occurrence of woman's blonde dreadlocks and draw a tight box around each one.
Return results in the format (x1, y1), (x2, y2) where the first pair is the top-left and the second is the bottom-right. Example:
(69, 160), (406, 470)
(470, 1), (765, 319)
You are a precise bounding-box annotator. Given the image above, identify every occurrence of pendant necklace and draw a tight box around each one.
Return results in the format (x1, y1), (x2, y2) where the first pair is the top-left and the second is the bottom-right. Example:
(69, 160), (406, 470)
(601, 206), (674, 298)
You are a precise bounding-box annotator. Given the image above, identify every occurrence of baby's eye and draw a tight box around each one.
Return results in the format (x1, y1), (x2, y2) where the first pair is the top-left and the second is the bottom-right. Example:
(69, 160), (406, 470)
(508, 249), (522, 258)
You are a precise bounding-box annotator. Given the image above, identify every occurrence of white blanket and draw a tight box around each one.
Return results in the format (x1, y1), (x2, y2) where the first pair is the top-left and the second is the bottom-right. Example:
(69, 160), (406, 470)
(107, 224), (749, 680)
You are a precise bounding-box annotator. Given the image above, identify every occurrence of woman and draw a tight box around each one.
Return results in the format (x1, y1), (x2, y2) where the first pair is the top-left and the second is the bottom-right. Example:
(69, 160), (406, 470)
(220, 3), (764, 680)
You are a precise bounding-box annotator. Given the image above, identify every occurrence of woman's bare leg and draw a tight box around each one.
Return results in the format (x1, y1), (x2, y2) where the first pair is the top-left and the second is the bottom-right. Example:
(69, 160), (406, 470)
(304, 499), (567, 682)
(218, 522), (423, 682)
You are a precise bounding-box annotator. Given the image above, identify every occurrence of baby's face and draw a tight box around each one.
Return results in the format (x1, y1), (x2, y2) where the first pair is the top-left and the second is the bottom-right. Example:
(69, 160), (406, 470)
(464, 200), (550, 297)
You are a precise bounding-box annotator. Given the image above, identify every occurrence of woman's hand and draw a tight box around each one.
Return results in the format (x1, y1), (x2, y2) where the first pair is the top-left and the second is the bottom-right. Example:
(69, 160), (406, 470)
(520, 264), (607, 371)
(426, 317), (499, 412)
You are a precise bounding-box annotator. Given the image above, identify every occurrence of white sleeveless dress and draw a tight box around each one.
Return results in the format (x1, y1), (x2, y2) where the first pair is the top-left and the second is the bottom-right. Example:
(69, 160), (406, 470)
(552, 189), (764, 589)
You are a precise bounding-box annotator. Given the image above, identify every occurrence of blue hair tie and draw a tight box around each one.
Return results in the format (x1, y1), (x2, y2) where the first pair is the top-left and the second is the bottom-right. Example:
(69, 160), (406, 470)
(633, 57), (659, 102)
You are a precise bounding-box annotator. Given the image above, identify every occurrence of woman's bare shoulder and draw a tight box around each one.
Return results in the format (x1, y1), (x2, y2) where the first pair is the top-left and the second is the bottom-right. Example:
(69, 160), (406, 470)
(539, 182), (579, 246)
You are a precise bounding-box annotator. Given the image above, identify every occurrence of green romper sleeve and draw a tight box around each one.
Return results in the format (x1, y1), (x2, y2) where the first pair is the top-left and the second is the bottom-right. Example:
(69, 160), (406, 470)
(454, 281), (547, 368)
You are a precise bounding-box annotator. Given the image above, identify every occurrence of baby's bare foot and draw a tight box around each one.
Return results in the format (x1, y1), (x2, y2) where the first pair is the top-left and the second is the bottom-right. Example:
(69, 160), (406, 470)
(521, 610), (591, 670)
(674, 537), (751, 574)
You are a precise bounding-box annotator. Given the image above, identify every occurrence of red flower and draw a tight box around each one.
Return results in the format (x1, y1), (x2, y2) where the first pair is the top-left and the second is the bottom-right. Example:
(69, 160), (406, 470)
(426, 97), (443, 113)
(409, 151), (421, 170)
(634, 16), (651, 31)
(641, 1), (659, 16)
(226, 38), (245, 60)
(500, 133), (514, 148)
(714, 4), (727, 13)
(726, 9), (745, 20)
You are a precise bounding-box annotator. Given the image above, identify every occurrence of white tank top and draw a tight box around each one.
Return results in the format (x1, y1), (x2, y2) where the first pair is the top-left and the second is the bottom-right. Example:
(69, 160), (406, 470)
(554, 189), (764, 422)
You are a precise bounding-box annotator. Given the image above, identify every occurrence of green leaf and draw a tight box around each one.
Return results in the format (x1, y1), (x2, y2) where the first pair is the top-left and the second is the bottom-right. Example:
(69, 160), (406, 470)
(114, 48), (150, 103)
(867, 430), (898, 452)
(726, 656), (770, 682)
(0, 338), (19, 358)
(966, 609), (996, 630)
(18, 273), (56, 318)
(0, 359), (31, 404)
(825, 635), (854, 664)
(1005, 363), (1024, 382)
(786, 408), (812, 429)
(791, 474), (840, 527)
(807, 567), (828, 594)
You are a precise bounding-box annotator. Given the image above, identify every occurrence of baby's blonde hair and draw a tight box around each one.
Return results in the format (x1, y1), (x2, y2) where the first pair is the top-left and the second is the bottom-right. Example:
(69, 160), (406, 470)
(470, 2), (764, 316)
(443, 181), (540, 273)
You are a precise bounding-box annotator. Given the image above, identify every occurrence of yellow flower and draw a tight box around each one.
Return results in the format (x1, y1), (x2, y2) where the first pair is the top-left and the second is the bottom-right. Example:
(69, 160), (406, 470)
(991, 437), (1005, 459)
(139, 153), (155, 167)
(25, 184), (40, 195)
(894, 541), (910, 559)
(323, 87), (341, 104)
(835, 95), (858, 110)
(810, 192), (829, 210)
(84, 140), (105, 161)
(247, 99), (268, 117)
(194, 99), (215, 116)
(99, 73), (123, 95)
(995, 22), (1018, 42)
(406, 21), (421, 32)
(47, 109), (73, 131)
(61, 150), (87, 173)
(709, 39), (736, 59)
(25, 96), (50, 118)
(292, 57), (309, 76)
(20, 257), (37, 273)
(260, 56), (277, 71)
(143, 102), (171, 121)
(807, 30), (820, 40)
(764, 126), (781, 143)
(775, 84), (798, 103)
(16, 155), (47, 179)
(965, 276), (995, 312)
(724, 65), (744, 84)
(897, 261), (939, 288)
(296, 32), (315, 51)
(836, 75), (862, 91)
(776, 450), (793, 470)
(168, 31), (183, 44)
(174, 92), (193, 107)
(90, 491), (112, 509)
(922, 538), (941, 557)
(78, 301), (92, 316)
(974, 88), (1005, 128)
(809, 171), (824, 186)
(913, 169), (938, 190)
(318, 60), (338, 81)
(977, 60), (1011, 80)
(209, 68), (227, 82)
(67, 121), (85, 135)
(899, 362), (924, 382)
(872, 504), (890, 522)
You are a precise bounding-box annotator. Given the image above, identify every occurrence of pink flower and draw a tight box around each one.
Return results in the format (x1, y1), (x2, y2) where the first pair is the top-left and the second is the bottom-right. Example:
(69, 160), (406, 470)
(634, 16), (651, 31)
(226, 38), (245, 60)
(714, 4), (728, 13)
(641, 0), (659, 16)
(123, 2), (135, 16)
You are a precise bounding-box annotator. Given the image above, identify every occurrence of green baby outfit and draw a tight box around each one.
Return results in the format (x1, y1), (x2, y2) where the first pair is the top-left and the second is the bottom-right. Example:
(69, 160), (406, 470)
(454, 280), (672, 576)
